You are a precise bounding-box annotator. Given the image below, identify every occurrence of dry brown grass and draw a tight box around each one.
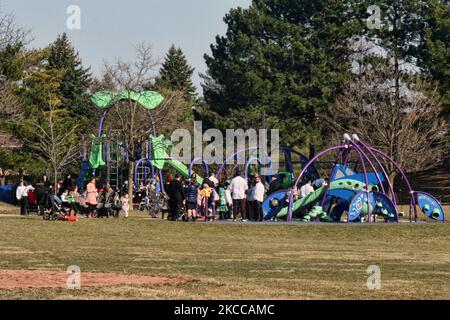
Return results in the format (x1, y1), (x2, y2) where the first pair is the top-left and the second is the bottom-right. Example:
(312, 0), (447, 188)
(0, 212), (448, 300)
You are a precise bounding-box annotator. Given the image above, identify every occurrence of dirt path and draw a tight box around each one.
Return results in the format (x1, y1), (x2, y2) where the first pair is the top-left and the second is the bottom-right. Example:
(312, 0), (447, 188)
(0, 270), (187, 290)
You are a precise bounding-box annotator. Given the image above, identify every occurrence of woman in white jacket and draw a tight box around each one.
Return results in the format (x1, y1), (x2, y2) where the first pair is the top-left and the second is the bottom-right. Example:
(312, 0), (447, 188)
(16, 181), (35, 216)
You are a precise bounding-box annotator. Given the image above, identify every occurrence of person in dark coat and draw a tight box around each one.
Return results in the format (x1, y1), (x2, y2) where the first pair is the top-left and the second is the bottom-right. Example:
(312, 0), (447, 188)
(62, 174), (73, 192)
(36, 175), (52, 215)
(267, 175), (283, 195)
(167, 173), (185, 221)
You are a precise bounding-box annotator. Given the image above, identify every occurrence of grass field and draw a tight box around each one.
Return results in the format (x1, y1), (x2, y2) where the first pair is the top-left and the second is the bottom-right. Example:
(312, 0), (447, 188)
(0, 203), (449, 300)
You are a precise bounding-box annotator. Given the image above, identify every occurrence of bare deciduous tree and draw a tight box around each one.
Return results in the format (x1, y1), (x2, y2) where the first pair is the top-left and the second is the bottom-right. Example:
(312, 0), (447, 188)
(100, 43), (192, 199)
(26, 104), (80, 190)
(0, 13), (31, 50)
(325, 60), (448, 187)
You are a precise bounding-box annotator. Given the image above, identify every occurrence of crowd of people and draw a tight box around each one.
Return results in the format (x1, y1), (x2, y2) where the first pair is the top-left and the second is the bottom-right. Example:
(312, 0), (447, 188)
(162, 170), (329, 223)
(14, 169), (327, 222)
(164, 169), (304, 223)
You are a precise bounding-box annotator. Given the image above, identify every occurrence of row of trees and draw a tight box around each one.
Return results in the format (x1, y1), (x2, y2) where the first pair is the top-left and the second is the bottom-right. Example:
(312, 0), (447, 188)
(1, 0), (449, 191)
(0, 13), (197, 190)
(199, 0), (449, 185)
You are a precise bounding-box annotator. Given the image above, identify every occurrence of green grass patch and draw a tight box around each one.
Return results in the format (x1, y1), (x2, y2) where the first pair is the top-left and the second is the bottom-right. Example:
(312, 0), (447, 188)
(0, 214), (449, 299)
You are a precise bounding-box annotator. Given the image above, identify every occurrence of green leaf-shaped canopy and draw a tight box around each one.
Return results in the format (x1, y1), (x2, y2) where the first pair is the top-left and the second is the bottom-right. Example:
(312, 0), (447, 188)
(91, 90), (164, 110)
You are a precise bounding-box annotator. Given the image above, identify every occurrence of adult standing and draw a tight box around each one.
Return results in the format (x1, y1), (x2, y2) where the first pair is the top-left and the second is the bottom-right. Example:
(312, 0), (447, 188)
(69, 186), (84, 216)
(62, 174), (73, 192)
(231, 170), (248, 222)
(86, 177), (98, 218)
(16, 181), (34, 216)
(250, 175), (265, 221)
(36, 175), (51, 215)
(167, 173), (185, 221)
(268, 176), (283, 195)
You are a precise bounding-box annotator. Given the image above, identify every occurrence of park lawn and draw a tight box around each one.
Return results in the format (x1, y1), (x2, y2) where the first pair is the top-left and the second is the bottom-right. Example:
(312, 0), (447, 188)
(0, 213), (449, 300)
(0, 201), (18, 215)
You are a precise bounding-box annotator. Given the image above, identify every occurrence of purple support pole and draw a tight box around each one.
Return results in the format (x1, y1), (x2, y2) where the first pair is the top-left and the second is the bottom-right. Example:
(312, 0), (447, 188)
(216, 147), (259, 180)
(148, 139), (155, 180)
(350, 142), (386, 195)
(189, 158), (209, 178)
(290, 146), (345, 221)
(189, 157), (210, 219)
(147, 111), (163, 193)
(348, 143), (372, 223)
(98, 112), (107, 137)
(159, 170), (165, 194)
(134, 158), (156, 187)
(287, 189), (295, 222)
(368, 147), (418, 223)
(204, 193), (209, 221)
(293, 146), (346, 192)
(356, 140), (397, 209)
(93, 112), (108, 176)
(320, 145), (347, 207)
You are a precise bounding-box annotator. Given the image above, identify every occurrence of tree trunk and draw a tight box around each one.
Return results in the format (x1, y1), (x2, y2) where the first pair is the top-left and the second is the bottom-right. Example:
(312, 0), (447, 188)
(54, 166), (58, 195)
(128, 160), (135, 209)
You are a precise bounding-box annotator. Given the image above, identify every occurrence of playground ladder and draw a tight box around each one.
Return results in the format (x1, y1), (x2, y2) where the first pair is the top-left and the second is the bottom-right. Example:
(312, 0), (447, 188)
(107, 140), (123, 191)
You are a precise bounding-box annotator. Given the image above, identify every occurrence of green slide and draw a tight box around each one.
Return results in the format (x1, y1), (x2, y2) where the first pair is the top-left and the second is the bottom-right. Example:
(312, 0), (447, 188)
(150, 135), (203, 186)
(277, 179), (372, 219)
(166, 159), (204, 186)
(88, 134), (106, 169)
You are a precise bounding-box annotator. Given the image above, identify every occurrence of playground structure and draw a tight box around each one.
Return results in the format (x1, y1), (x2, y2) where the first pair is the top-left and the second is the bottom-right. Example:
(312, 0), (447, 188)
(76, 90), (445, 224)
(262, 134), (446, 223)
(77, 90), (315, 195)
(76, 90), (201, 193)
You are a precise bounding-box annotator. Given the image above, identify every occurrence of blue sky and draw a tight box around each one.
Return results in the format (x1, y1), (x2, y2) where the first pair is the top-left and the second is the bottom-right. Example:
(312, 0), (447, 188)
(1, 0), (252, 93)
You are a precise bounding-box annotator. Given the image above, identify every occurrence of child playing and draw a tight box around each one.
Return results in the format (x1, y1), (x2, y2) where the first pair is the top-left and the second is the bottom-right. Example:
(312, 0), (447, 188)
(60, 190), (72, 216)
(185, 176), (199, 222)
(201, 183), (215, 221)
(224, 180), (233, 220)
(121, 194), (130, 219)
(216, 182), (229, 220)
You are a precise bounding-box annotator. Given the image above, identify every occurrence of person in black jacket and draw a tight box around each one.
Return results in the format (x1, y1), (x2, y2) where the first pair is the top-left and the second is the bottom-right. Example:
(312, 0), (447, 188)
(36, 175), (52, 215)
(267, 175), (283, 195)
(62, 174), (73, 192)
(167, 173), (185, 221)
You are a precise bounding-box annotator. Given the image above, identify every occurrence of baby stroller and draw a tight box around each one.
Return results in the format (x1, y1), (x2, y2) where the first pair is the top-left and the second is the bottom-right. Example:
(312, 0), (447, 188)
(43, 195), (74, 221)
(139, 189), (151, 212)
(157, 192), (170, 219)
(26, 189), (39, 214)
(133, 189), (146, 210)
(109, 192), (122, 218)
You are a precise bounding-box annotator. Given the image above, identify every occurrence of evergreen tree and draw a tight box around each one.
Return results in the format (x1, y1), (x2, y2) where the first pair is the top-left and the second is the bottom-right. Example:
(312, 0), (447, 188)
(47, 33), (92, 118)
(417, 0), (449, 113)
(201, 0), (364, 146)
(155, 44), (197, 101)
(0, 43), (25, 81)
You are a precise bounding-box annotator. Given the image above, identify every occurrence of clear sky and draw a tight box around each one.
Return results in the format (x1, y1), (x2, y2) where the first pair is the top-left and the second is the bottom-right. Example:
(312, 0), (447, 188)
(0, 0), (252, 93)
